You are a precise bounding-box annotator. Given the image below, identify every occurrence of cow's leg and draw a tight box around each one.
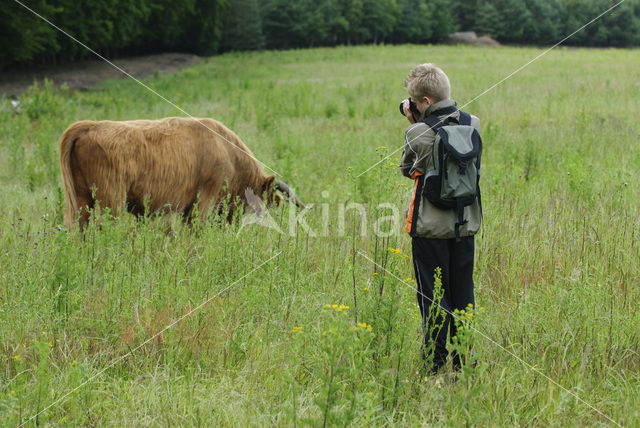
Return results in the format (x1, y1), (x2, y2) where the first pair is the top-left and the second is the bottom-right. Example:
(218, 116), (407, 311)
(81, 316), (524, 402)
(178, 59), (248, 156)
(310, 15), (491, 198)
(187, 174), (226, 224)
(72, 140), (127, 225)
(193, 187), (230, 223)
(86, 165), (125, 218)
(195, 193), (214, 222)
(182, 201), (196, 225)
(77, 197), (92, 231)
(93, 182), (127, 219)
(225, 201), (239, 223)
(70, 146), (94, 231)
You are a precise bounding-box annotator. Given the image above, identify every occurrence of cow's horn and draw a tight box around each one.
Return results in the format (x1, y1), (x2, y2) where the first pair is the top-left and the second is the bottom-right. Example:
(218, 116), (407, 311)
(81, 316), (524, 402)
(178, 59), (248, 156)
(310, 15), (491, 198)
(276, 180), (305, 208)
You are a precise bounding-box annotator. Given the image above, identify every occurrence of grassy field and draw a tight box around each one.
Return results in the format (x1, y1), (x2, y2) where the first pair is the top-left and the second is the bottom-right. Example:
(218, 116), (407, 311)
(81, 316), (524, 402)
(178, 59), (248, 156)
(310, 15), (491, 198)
(1, 44), (639, 426)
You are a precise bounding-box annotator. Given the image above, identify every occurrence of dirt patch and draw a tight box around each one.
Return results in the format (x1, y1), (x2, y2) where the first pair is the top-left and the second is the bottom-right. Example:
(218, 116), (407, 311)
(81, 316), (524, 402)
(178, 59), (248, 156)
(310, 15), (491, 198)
(0, 52), (202, 97)
(444, 32), (501, 47)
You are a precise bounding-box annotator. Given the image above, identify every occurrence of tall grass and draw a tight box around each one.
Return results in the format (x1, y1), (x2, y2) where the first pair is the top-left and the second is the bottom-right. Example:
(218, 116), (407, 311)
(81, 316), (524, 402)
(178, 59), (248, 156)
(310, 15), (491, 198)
(1, 45), (639, 425)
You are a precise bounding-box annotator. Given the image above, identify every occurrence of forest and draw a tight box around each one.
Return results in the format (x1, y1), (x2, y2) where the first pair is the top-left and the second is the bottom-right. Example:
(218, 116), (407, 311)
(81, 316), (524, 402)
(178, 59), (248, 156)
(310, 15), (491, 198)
(1, 0), (639, 68)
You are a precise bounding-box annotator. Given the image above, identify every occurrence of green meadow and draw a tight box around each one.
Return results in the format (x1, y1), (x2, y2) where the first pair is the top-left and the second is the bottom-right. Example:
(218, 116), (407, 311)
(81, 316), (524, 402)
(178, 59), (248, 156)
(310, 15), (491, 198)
(1, 45), (639, 426)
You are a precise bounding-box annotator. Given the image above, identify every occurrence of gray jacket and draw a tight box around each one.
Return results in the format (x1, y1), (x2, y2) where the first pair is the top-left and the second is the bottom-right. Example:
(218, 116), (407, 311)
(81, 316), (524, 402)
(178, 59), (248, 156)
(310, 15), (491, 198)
(401, 99), (482, 239)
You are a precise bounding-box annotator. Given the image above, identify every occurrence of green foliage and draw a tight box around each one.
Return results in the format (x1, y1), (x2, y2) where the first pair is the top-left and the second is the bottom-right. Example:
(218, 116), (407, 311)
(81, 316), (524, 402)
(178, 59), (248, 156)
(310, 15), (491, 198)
(522, 0), (564, 44)
(475, 1), (504, 38)
(338, 0), (367, 45)
(421, 267), (446, 370)
(496, 0), (531, 42)
(2, 0), (640, 69)
(0, 1), (59, 66)
(451, 0), (479, 31)
(221, 0), (264, 52)
(391, 0), (433, 43)
(0, 0), (227, 68)
(428, 0), (457, 42)
(186, 0), (229, 55)
(361, 0), (400, 44)
(21, 79), (66, 121)
(455, 0), (640, 46)
(261, 0), (308, 49)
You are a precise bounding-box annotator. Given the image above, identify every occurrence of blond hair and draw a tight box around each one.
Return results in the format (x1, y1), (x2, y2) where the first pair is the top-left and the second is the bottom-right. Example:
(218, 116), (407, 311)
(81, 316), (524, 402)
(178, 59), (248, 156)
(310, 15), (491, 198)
(405, 63), (450, 102)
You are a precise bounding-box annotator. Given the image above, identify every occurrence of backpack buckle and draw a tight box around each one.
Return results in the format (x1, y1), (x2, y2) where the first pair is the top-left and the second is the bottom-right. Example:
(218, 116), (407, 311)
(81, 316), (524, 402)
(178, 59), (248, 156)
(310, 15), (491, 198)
(458, 160), (468, 174)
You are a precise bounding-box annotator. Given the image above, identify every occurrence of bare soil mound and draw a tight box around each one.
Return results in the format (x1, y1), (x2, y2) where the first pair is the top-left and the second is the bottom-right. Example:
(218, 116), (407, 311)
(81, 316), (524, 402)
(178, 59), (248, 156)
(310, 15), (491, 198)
(0, 53), (201, 97)
(445, 32), (501, 47)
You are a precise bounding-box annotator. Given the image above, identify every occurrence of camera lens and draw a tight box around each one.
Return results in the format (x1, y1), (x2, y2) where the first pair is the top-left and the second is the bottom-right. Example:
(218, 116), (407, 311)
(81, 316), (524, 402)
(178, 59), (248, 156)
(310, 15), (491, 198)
(409, 99), (420, 116)
(400, 98), (421, 118)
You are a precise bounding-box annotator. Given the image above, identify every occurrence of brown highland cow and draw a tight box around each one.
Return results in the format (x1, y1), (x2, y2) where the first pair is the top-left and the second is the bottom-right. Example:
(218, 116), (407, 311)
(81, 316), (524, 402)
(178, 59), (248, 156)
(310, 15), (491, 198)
(59, 117), (301, 230)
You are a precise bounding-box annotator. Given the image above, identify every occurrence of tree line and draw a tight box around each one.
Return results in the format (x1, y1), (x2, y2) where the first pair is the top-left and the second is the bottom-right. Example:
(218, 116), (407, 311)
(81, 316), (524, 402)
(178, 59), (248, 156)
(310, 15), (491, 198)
(1, 0), (639, 69)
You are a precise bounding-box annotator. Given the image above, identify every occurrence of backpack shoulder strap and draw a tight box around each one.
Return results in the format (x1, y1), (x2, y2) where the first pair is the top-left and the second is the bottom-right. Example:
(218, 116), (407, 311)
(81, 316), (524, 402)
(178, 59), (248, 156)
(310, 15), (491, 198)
(458, 111), (472, 126)
(424, 106), (467, 130)
(422, 114), (444, 133)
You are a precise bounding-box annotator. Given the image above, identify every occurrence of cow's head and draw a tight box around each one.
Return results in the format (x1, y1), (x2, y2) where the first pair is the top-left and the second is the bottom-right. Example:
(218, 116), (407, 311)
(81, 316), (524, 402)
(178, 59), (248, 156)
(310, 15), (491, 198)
(261, 174), (304, 208)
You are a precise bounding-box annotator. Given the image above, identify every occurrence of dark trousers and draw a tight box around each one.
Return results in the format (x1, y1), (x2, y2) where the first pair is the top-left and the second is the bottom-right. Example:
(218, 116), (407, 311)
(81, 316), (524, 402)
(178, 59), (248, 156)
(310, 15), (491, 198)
(412, 236), (475, 371)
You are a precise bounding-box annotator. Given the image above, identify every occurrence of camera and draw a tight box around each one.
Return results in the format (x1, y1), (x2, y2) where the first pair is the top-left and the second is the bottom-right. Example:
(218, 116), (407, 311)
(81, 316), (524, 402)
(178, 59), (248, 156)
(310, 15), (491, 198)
(399, 97), (420, 118)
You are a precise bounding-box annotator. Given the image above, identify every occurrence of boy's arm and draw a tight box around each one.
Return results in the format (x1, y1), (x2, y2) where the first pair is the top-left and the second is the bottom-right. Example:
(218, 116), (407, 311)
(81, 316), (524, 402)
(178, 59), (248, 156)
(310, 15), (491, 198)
(401, 123), (436, 178)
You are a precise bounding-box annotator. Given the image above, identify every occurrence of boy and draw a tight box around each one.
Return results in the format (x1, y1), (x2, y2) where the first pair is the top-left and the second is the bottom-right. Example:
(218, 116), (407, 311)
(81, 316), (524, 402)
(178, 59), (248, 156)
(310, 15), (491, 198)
(400, 63), (482, 374)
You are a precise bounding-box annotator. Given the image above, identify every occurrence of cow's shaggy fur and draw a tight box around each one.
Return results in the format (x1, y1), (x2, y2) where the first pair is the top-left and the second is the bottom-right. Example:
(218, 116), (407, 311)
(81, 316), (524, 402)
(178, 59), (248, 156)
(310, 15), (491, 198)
(60, 117), (276, 229)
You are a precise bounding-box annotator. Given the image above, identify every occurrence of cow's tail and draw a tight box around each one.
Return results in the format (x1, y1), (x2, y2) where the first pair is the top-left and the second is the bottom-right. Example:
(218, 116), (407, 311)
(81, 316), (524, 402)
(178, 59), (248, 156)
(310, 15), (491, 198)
(59, 121), (91, 229)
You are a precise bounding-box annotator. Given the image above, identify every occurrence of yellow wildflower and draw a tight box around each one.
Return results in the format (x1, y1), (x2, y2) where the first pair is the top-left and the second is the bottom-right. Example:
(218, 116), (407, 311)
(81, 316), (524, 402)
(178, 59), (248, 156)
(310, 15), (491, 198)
(327, 304), (350, 312)
(291, 326), (303, 333)
(373, 272), (379, 277)
(363, 287), (369, 291)
(357, 322), (373, 331)
(13, 355), (20, 362)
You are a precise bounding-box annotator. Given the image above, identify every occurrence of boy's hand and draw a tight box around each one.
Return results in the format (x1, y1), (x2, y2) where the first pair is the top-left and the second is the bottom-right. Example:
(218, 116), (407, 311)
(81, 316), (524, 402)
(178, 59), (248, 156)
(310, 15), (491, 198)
(402, 99), (417, 124)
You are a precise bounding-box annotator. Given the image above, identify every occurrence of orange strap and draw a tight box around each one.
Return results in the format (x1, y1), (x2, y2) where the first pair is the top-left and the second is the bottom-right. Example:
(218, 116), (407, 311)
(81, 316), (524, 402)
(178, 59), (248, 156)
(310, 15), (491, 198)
(405, 172), (423, 235)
